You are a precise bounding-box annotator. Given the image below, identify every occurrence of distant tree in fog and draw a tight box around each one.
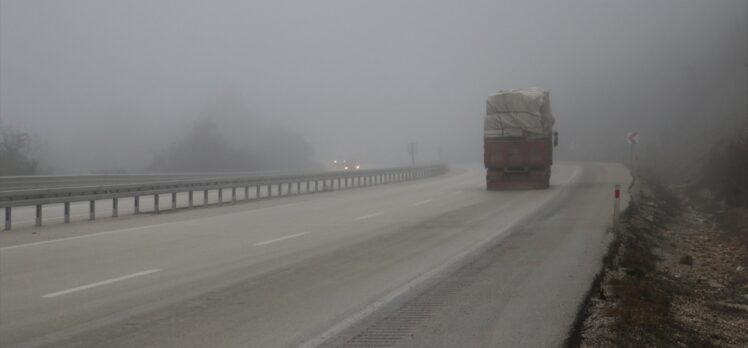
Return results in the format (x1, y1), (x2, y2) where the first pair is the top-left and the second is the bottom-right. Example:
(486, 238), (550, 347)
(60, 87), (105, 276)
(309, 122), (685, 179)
(0, 120), (37, 175)
(148, 117), (315, 173)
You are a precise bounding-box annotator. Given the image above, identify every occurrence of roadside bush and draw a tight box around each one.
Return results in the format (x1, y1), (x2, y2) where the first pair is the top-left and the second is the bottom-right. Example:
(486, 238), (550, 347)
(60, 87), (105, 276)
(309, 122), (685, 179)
(698, 129), (748, 208)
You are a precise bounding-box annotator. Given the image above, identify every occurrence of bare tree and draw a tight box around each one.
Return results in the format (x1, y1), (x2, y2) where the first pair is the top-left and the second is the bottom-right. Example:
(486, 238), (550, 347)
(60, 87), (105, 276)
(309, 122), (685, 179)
(0, 120), (37, 175)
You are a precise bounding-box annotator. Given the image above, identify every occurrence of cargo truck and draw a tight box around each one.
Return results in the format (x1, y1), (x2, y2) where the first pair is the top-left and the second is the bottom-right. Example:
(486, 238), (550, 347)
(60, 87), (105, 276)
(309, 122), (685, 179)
(484, 88), (558, 190)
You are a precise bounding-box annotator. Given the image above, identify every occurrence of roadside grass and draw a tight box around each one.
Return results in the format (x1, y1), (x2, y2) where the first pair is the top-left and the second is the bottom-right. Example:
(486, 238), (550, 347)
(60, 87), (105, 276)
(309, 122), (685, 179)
(568, 129), (748, 347)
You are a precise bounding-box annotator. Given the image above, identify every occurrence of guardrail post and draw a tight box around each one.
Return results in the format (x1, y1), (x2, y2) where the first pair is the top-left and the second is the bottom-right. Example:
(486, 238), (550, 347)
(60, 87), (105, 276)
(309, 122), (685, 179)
(189, 191), (193, 208)
(5, 207), (11, 231)
(267, 184), (272, 197)
(154, 194), (160, 214)
(315, 180), (319, 192)
(232, 187), (236, 204)
(306, 181), (310, 193)
(89, 200), (96, 220)
(204, 190), (209, 207)
(112, 198), (118, 217)
(64, 202), (71, 223)
(244, 186), (249, 200)
(172, 192), (177, 210)
(256, 185), (260, 199)
(297, 181), (301, 194)
(36, 204), (42, 227)
(218, 189), (223, 204)
(135, 196), (140, 214)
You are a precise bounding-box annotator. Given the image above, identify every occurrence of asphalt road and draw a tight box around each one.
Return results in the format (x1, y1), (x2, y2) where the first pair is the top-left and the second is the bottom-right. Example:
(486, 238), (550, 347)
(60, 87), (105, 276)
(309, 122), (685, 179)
(0, 163), (630, 348)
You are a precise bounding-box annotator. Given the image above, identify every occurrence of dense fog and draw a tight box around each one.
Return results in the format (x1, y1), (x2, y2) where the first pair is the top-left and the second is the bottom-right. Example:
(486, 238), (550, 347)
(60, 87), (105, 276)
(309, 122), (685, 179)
(1, 0), (746, 175)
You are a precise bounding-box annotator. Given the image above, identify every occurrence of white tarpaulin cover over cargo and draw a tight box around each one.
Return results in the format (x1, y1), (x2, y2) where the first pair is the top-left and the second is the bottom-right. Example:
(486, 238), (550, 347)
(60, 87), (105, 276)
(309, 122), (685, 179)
(484, 87), (555, 137)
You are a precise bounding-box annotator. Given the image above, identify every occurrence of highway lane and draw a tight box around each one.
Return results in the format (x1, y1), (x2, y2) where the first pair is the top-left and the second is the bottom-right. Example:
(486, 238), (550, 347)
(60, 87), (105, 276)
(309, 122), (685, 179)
(339, 162), (631, 347)
(0, 163), (629, 347)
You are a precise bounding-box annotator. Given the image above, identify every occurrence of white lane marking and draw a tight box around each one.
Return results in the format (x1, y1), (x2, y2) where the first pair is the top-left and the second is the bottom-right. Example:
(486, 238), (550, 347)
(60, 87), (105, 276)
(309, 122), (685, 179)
(1, 201), (308, 251)
(0, 224), (166, 251)
(42, 269), (161, 298)
(413, 199), (433, 206)
(353, 212), (384, 221)
(254, 231), (310, 246)
(451, 190), (463, 195)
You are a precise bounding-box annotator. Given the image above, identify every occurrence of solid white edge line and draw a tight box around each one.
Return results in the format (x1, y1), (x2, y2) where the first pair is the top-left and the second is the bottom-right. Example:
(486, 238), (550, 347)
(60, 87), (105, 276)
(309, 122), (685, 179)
(254, 231), (310, 246)
(42, 269), (161, 298)
(413, 199), (433, 206)
(352, 212), (384, 221)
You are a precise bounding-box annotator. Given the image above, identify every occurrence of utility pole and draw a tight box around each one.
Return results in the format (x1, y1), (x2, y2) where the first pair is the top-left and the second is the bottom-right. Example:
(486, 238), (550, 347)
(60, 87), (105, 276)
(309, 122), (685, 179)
(407, 142), (417, 167)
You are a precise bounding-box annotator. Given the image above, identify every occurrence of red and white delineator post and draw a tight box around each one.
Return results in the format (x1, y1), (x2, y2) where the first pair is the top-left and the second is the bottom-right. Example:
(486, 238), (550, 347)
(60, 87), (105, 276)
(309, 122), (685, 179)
(613, 184), (621, 225)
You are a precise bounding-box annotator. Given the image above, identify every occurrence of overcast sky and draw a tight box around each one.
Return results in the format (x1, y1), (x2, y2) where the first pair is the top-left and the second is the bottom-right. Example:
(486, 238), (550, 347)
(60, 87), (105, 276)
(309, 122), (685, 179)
(1, 0), (746, 173)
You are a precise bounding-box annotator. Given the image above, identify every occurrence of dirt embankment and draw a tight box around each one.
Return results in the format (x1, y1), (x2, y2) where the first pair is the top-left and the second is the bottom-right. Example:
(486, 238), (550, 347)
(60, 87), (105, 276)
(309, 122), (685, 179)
(566, 176), (748, 347)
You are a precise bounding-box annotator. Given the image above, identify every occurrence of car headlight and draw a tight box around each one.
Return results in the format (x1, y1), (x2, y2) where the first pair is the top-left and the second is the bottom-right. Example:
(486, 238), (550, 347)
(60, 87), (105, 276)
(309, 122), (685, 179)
(344, 166), (349, 170)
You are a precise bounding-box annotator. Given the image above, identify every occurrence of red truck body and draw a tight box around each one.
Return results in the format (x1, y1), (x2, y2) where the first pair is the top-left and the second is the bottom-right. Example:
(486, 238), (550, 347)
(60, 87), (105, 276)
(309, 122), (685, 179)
(484, 137), (553, 190)
(484, 88), (555, 190)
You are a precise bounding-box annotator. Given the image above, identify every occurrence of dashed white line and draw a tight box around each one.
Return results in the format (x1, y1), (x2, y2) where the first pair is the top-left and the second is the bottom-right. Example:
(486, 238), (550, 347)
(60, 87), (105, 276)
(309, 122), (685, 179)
(0, 224), (168, 251)
(413, 199), (433, 206)
(254, 231), (310, 246)
(1, 201), (309, 251)
(353, 212), (384, 221)
(42, 269), (161, 298)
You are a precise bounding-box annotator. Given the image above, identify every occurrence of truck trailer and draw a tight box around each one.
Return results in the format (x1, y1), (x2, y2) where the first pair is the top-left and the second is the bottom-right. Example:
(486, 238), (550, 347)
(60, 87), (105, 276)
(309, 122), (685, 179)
(484, 88), (557, 190)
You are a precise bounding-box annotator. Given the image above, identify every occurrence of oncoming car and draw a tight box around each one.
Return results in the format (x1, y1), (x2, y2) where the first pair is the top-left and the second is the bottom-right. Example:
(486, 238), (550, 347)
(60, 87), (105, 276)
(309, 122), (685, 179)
(333, 159), (361, 171)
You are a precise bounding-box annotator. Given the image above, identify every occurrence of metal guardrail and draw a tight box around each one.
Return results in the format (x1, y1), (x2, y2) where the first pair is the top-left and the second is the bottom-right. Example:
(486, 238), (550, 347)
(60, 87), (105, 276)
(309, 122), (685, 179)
(1, 165), (447, 230)
(0, 168), (346, 190)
